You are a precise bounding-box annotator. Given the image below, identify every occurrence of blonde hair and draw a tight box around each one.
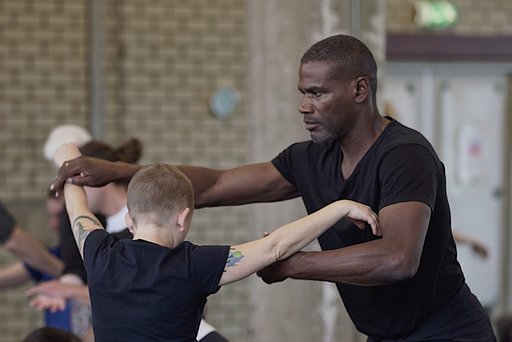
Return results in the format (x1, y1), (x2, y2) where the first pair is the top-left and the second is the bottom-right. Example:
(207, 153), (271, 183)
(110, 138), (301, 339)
(127, 164), (194, 227)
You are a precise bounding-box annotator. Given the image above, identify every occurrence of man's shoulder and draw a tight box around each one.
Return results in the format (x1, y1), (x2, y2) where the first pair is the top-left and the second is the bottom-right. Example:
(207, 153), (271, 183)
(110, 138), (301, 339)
(378, 120), (438, 158)
(276, 140), (338, 162)
(385, 120), (432, 145)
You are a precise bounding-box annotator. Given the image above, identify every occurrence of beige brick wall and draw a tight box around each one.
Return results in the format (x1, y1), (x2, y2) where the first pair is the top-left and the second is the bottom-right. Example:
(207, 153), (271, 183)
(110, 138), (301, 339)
(102, 1), (250, 339)
(0, 0), (88, 339)
(386, 0), (512, 35)
(0, 0), (89, 201)
(0, 0), (249, 341)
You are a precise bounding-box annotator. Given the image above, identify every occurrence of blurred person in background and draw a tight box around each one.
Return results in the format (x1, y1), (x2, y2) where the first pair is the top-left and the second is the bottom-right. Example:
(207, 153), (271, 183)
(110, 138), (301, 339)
(0, 193), (72, 331)
(0, 200), (63, 278)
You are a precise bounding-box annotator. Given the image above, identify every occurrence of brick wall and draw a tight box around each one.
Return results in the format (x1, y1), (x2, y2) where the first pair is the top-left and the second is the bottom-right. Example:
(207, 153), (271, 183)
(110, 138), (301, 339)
(0, 0), (249, 341)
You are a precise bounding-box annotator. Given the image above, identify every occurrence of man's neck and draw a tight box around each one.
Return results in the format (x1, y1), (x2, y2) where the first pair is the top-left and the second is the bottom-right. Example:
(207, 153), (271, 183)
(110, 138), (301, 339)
(339, 113), (389, 179)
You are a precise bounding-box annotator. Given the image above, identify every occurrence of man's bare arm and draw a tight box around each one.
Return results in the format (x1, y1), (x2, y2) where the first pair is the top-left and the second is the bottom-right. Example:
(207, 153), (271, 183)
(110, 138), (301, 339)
(178, 162), (298, 208)
(259, 201), (430, 286)
(50, 157), (298, 208)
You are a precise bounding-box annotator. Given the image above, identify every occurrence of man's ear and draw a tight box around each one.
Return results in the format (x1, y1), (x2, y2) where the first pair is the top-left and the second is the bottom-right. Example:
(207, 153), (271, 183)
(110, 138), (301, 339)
(354, 76), (370, 103)
(176, 207), (191, 233)
(125, 212), (135, 235)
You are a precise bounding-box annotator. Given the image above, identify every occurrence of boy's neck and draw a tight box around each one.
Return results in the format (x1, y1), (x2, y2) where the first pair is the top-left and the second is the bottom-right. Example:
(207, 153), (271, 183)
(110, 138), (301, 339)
(132, 224), (177, 249)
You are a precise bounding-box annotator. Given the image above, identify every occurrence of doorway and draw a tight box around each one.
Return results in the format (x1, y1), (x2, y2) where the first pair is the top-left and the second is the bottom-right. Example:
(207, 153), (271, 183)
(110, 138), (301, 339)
(381, 62), (511, 313)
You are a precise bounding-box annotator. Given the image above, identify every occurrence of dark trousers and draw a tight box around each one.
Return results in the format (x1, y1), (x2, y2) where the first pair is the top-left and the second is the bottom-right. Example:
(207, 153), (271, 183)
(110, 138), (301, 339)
(367, 283), (496, 342)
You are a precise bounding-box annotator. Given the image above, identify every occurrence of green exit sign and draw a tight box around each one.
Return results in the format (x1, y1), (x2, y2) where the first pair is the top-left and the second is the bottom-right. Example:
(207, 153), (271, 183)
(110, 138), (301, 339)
(414, 0), (458, 29)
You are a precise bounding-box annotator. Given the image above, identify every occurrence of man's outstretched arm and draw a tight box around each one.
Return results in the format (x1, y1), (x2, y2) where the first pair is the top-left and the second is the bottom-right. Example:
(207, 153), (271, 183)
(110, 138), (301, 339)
(51, 157), (299, 208)
(258, 201), (430, 286)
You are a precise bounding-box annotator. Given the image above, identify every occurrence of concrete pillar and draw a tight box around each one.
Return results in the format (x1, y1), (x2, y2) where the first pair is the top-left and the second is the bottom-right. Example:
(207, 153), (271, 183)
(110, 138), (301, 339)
(246, 1), (386, 341)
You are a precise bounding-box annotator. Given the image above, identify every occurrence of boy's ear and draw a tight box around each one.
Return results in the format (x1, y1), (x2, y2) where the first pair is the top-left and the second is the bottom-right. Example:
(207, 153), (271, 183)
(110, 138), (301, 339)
(176, 207), (191, 233)
(125, 212), (135, 234)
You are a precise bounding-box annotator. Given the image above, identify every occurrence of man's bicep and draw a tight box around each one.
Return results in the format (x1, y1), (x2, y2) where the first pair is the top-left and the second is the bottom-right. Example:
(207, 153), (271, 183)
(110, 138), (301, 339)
(379, 202), (431, 270)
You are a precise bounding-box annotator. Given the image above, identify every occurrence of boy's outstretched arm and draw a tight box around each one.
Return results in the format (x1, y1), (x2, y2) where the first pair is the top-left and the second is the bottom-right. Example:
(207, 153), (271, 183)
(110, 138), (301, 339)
(53, 144), (104, 259)
(218, 200), (379, 286)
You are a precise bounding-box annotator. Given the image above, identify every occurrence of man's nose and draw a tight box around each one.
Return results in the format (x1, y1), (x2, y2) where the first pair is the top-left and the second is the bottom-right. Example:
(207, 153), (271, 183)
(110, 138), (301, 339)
(299, 95), (313, 114)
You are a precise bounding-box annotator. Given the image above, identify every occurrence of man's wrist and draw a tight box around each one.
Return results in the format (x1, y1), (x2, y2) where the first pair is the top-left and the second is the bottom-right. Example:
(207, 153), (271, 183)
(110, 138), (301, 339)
(284, 251), (305, 279)
(117, 162), (142, 182)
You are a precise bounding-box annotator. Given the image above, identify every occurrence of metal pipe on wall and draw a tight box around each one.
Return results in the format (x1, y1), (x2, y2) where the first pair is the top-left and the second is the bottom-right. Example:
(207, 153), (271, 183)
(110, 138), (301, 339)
(501, 75), (512, 313)
(351, 0), (360, 38)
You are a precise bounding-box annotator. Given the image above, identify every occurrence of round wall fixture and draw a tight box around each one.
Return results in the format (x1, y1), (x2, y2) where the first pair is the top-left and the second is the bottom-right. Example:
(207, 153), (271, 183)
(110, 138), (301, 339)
(209, 87), (239, 120)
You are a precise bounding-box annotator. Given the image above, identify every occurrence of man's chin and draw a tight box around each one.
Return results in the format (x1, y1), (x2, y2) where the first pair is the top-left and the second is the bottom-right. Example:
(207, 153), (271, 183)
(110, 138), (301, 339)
(310, 134), (335, 144)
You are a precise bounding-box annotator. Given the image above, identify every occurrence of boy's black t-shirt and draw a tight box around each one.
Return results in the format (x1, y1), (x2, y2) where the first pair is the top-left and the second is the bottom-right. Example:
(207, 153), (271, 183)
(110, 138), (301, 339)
(84, 230), (230, 342)
(271, 119), (464, 337)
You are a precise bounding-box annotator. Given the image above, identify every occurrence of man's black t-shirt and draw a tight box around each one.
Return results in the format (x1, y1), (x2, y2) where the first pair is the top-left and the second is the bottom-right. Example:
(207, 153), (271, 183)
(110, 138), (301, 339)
(272, 119), (464, 337)
(84, 230), (230, 341)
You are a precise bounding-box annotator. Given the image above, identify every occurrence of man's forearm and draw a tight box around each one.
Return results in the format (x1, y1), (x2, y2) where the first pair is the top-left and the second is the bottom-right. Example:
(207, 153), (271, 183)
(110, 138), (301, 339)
(176, 165), (222, 208)
(114, 161), (142, 183)
(177, 163), (299, 208)
(285, 240), (416, 286)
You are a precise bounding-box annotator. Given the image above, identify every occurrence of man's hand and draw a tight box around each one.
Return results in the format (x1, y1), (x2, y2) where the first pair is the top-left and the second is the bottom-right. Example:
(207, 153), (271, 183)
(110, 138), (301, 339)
(256, 231), (289, 284)
(256, 258), (290, 284)
(50, 156), (120, 197)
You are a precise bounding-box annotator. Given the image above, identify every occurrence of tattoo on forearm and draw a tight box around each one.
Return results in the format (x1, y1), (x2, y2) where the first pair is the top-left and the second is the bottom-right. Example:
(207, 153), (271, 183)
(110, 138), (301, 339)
(72, 215), (102, 255)
(224, 248), (245, 271)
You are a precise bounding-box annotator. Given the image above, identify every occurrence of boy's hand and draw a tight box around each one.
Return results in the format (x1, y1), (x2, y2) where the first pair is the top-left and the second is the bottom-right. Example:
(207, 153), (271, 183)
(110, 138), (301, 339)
(53, 144), (81, 168)
(341, 200), (381, 236)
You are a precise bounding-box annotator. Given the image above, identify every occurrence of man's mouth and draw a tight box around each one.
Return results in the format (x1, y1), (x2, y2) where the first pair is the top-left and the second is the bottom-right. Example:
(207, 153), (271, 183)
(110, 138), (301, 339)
(304, 121), (318, 130)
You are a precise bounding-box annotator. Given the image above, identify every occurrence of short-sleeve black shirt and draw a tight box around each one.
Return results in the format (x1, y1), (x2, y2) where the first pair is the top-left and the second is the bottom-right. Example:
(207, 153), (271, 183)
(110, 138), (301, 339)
(84, 230), (230, 341)
(272, 119), (464, 337)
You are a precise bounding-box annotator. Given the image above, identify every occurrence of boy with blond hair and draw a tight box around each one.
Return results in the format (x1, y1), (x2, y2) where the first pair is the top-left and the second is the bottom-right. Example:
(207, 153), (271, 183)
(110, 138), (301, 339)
(54, 144), (379, 341)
